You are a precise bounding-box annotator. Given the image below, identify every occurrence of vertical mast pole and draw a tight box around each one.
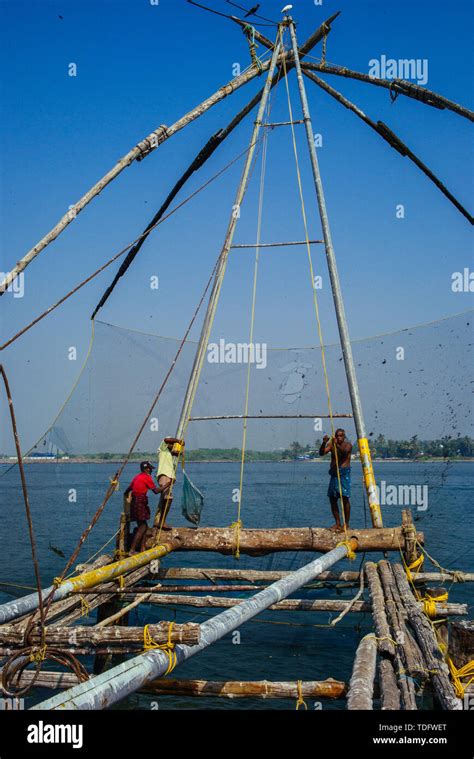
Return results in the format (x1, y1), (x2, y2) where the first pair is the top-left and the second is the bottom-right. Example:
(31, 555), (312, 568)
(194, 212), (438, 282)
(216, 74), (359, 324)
(287, 17), (383, 528)
(175, 28), (283, 441)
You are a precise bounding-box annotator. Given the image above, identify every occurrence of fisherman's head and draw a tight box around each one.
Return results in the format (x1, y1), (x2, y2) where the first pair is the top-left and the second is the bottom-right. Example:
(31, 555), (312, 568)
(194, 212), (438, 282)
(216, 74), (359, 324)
(140, 461), (155, 474)
(335, 429), (346, 444)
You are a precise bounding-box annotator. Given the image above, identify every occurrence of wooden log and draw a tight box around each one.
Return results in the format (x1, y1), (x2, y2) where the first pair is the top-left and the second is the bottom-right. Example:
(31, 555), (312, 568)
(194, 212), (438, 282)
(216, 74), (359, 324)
(347, 634), (377, 710)
(379, 659), (400, 710)
(378, 560), (422, 710)
(0, 671), (347, 699)
(145, 526), (422, 554)
(392, 564), (462, 710)
(122, 677), (347, 699)
(299, 62), (474, 122)
(116, 593), (465, 617)
(151, 567), (474, 583)
(0, 622), (200, 647)
(448, 620), (474, 669)
(401, 509), (417, 565)
(365, 563), (396, 658)
(138, 593), (371, 612)
(302, 70), (473, 224)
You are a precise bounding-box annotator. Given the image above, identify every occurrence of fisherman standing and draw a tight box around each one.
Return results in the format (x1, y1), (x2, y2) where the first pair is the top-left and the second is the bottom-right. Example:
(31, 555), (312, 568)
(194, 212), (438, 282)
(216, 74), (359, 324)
(319, 429), (352, 531)
(124, 461), (159, 554)
(154, 438), (185, 530)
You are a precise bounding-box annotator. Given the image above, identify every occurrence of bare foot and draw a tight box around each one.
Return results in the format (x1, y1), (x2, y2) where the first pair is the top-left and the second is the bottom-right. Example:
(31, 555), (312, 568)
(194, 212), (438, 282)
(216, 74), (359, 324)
(160, 524), (173, 531)
(328, 524), (342, 532)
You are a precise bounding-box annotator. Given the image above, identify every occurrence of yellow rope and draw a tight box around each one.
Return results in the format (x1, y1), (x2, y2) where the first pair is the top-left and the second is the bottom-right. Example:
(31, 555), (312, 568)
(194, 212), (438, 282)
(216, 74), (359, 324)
(447, 658), (474, 699)
(234, 91), (272, 560)
(143, 622), (177, 676)
(117, 575), (125, 591)
(367, 633), (400, 648)
(295, 679), (308, 710)
(79, 595), (90, 618)
(336, 540), (356, 561)
(281, 34), (348, 542)
(29, 645), (47, 663)
(423, 592), (449, 619)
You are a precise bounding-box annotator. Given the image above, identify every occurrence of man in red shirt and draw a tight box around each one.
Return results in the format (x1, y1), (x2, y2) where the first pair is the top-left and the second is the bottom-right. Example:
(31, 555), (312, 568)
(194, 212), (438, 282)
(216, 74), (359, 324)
(124, 461), (160, 554)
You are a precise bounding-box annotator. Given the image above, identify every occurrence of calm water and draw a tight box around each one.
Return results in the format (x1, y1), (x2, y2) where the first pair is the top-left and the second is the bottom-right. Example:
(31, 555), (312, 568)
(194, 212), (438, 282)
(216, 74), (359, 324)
(0, 461), (472, 710)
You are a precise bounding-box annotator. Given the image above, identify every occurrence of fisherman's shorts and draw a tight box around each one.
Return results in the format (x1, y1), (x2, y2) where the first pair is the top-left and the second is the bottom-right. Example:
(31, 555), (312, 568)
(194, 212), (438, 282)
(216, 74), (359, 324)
(131, 494), (151, 522)
(327, 467), (351, 499)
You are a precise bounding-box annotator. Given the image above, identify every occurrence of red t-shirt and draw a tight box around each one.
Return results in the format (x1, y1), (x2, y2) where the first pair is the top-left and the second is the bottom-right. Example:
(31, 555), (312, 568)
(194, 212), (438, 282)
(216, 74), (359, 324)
(130, 472), (157, 496)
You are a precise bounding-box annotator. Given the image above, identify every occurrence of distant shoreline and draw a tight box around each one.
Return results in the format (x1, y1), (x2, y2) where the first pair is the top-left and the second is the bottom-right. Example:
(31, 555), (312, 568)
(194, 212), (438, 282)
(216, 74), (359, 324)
(1, 457), (473, 465)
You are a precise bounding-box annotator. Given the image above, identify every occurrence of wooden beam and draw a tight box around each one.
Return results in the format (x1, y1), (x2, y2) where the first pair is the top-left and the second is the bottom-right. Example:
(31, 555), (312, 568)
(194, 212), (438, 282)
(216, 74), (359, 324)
(0, 622), (200, 647)
(300, 62), (474, 122)
(126, 592), (465, 617)
(302, 70), (473, 224)
(0, 672), (347, 700)
(392, 564), (462, 710)
(145, 526), (423, 555)
(150, 567), (474, 583)
(347, 634), (377, 710)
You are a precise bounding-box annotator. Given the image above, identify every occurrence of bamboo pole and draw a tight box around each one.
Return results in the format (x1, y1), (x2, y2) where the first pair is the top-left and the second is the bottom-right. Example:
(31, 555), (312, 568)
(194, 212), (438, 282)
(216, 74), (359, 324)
(300, 62), (474, 122)
(0, 543), (173, 625)
(148, 567), (474, 583)
(140, 593), (372, 612)
(347, 634), (377, 710)
(132, 592), (465, 617)
(174, 31), (283, 441)
(145, 526), (422, 555)
(288, 19), (383, 529)
(0, 14), (337, 296)
(31, 539), (357, 710)
(302, 69), (473, 224)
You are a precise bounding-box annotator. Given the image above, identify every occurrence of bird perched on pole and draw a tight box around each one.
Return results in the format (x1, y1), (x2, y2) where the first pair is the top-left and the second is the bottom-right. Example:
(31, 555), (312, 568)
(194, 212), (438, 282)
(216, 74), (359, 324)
(244, 4), (260, 17)
(281, 4), (293, 14)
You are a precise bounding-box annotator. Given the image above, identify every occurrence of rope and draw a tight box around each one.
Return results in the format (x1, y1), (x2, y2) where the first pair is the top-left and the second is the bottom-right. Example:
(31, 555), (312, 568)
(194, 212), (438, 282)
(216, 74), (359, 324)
(330, 560), (364, 627)
(281, 38), (348, 541)
(243, 25), (263, 72)
(447, 658), (474, 699)
(79, 595), (90, 618)
(336, 540), (356, 561)
(295, 679), (308, 710)
(143, 622), (177, 676)
(234, 90), (272, 559)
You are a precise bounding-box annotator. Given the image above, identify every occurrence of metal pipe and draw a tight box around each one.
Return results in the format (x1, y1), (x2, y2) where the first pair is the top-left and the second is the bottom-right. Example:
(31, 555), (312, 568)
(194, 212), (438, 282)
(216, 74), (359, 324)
(0, 544), (172, 625)
(31, 538), (357, 709)
(288, 20), (383, 528)
(175, 28), (283, 441)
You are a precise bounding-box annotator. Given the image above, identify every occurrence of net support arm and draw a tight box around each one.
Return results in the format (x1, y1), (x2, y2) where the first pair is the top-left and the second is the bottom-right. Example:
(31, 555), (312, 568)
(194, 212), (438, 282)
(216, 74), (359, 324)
(175, 28), (283, 441)
(300, 62), (474, 123)
(303, 69), (473, 224)
(288, 19), (383, 528)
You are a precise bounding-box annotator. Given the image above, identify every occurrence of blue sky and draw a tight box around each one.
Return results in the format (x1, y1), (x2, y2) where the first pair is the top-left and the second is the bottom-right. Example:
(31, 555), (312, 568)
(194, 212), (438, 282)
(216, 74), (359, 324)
(0, 0), (473, 450)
